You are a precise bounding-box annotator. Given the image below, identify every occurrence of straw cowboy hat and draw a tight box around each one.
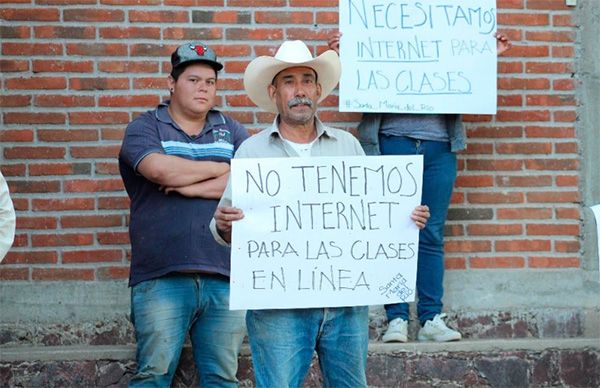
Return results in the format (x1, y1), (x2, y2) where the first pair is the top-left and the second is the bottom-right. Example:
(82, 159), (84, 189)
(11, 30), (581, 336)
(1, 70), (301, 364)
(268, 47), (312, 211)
(243, 40), (341, 113)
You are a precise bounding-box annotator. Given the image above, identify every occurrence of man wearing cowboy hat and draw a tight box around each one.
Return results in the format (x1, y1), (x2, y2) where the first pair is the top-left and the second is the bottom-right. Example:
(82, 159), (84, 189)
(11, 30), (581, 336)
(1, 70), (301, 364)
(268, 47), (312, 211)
(210, 40), (430, 387)
(119, 42), (249, 386)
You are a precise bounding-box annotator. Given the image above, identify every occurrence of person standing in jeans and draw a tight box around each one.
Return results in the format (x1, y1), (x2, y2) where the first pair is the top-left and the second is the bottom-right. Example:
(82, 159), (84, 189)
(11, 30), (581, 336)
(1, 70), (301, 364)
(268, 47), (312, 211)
(119, 41), (249, 386)
(328, 31), (512, 342)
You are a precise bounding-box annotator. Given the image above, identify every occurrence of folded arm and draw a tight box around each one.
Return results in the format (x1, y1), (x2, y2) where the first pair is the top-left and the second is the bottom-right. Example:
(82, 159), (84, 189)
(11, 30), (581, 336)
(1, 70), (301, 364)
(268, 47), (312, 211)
(137, 153), (230, 187)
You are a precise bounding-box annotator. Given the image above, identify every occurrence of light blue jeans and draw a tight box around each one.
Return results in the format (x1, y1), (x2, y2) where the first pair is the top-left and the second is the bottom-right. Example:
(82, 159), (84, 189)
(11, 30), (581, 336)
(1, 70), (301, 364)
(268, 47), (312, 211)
(128, 274), (246, 387)
(246, 306), (369, 388)
(379, 135), (457, 324)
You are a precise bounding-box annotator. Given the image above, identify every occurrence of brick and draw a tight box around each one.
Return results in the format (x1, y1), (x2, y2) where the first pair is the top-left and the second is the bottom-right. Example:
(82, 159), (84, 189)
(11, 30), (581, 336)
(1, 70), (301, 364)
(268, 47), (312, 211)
(525, 159), (579, 171)
(552, 46), (575, 58)
(101, 0), (161, 4)
(496, 175), (552, 187)
(255, 11), (313, 24)
(96, 162), (120, 175)
(527, 224), (579, 236)
(553, 79), (576, 90)
(132, 77), (168, 89)
(12, 198), (29, 211)
(467, 193), (524, 204)
(101, 128), (125, 141)
(447, 208), (493, 221)
(70, 145), (122, 158)
(0, 8), (59, 21)
(496, 240), (551, 252)
(503, 45), (549, 57)
(559, 351), (600, 387)
(498, 95), (523, 107)
(99, 27), (161, 39)
(2, 251), (57, 264)
(498, 78), (550, 90)
(164, 0), (223, 4)
(192, 10), (251, 24)
(70, 77), (129, 90)
(4, 112), (67, 124)
(555, 142), (578, 154)
(468, 224), (523, 236)
(7, 180), (61, 193)
(34, 26), (95, 39)
(529, 257), (579, 268)
(316, 11), (339, 24)
(556, 175), (578, 186)
(445, 257), (466, 270)
(553, 14), (574, 27)
(32, 268), (95, 281)
(0, 95), (31, 107)
(130, 44), (174, 57)
(96, 266), (130, 280)
(16, 216), (58, 230)
(128, 10), (188, 23)
(98, 196), (130, 210)
(470, 256), (525, 269)
(526, 31), (575, 42)
(445, 240), (491, 253)
(497, 13), (548, 25)
(61, 215), (123, 228)
(0, 164), (26, 176)
(69, 112), (130, 125)
(63, 8), (124, 22)
(0, 268), (29, 281)
(455, 176), (493, 187)
(64, 179), (124, 192)
(5, 77), (66, 90)
(496, 142), (552, 155)
(38, 129), (99, 142)
(527, 191), (580, 203)
(555, 240), (580, 253)
(467, 126), (523, 138)
(554, 111), (577, 122)
(30, 162), (92, 176)
(526, 62), (573, 74)
(32, 198), (95, 211)
(496, 110), (550, 122)
(498, 62), (523, 73)
(35, 95), (95, 108)
(226, 28), (283, 41)
(98, 95), (160, 107)
(32, 60), (94, 73)
(4, 146), (65, 159)
(32, 233), (94, 247)
(527, 0), (571, 10)
(98, 61), (159, 73)
(0, 25), (30, 38)
(37, 0), (96, 3)
(526, 95), (576, 106)
(63, 249), (123, 263)
(525, 126), (575, 138)
(2, 42), (63, 56)
(228, 0), (283, 5)
(162, 27), (223, 40)
(0, 59), (29, 72)
(67, 43), (128, 56)
(97, 231), (130, 245)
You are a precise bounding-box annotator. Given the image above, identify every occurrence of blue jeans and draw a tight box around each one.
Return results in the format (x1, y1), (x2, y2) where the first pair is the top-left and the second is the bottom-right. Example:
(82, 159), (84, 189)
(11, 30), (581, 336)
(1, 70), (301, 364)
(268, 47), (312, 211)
(379, 135), (457, 324)
(129, 274), (246, 387)
(246, 306), (369, 388)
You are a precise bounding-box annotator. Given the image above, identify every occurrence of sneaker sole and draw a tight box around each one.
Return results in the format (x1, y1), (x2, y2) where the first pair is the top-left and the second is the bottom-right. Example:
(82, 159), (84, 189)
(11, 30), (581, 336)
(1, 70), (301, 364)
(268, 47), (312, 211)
(382, 334), (408, 343)
(417, 334), (462, 342)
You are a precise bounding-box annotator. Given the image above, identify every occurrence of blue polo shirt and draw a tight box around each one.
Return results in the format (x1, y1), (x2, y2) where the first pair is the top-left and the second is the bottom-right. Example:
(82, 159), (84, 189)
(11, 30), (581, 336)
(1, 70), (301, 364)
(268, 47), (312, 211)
(119, 101), (249, 287)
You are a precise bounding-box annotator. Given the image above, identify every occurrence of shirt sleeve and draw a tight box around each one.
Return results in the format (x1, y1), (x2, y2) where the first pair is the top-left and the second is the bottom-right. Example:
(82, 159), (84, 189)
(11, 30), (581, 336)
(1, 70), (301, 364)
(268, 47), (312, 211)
(119, 113), (165, 172)
(226, 116), (250, 152)
(0, 172), (16, 262)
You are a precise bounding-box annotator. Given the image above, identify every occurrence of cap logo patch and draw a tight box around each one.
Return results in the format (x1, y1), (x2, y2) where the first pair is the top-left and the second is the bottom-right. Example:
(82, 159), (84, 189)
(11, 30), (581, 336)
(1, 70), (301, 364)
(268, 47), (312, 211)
(190, 44), (205, 56)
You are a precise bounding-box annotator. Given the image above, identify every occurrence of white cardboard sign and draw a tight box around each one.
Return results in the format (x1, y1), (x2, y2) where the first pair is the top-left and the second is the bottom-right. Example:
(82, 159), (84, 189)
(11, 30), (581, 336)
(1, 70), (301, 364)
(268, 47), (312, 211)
(230, 155), (423, 310)
(339, 0), (498, 114)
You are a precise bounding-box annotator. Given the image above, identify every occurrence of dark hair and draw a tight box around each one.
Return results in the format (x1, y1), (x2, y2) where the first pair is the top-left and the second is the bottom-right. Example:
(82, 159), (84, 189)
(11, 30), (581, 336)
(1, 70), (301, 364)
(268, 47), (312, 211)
(170, 61), (219, 82)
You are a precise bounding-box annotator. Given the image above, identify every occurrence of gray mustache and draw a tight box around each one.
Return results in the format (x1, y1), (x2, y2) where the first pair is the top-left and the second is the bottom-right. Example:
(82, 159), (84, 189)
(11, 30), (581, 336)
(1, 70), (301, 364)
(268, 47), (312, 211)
(288, 97), (313, 108)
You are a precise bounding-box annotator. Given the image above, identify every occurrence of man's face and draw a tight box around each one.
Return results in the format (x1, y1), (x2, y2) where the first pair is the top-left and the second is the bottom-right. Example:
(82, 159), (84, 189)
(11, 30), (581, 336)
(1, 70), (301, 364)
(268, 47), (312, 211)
(168, 63), (217, 116)
(268, 66), (322, 125)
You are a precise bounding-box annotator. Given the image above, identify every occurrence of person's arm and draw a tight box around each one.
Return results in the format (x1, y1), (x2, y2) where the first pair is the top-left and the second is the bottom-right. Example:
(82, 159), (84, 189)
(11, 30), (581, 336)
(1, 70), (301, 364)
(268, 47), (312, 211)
(495, 32), (512, 55)
(137, 153), (230, 188)
(163, 172), (229, 199)
(0, 173), (16, 262)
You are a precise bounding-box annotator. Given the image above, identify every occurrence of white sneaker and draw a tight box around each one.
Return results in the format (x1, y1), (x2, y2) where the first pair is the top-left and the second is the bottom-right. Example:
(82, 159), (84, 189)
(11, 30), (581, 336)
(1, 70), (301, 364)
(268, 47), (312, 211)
(382, 318), (408, 343)
(417, 313), (462, 342)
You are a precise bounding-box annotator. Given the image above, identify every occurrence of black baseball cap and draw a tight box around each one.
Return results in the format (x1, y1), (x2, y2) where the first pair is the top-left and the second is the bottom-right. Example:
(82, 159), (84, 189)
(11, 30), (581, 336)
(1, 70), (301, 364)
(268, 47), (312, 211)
(170, 42), (223, 72)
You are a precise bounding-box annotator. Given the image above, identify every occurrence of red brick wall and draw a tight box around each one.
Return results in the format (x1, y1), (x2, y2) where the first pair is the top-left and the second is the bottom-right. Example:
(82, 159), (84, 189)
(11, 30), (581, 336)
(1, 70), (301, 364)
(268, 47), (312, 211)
(0, 0), (580, 282)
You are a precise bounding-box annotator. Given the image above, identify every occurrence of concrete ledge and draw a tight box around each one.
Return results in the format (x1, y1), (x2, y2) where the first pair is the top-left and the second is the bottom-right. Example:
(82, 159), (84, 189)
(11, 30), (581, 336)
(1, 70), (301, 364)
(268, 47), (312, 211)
(2, 338), (598, 362)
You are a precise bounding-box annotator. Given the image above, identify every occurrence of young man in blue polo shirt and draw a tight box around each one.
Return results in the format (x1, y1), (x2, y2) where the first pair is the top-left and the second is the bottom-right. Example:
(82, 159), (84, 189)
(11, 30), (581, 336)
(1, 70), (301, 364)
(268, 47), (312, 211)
(119, 42), (249, 386)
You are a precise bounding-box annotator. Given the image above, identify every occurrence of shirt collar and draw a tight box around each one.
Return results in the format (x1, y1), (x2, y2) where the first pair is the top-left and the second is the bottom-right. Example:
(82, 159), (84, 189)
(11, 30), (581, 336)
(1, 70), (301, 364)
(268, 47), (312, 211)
(267, 115), (338, 143)
(154, 100), (222, 132)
